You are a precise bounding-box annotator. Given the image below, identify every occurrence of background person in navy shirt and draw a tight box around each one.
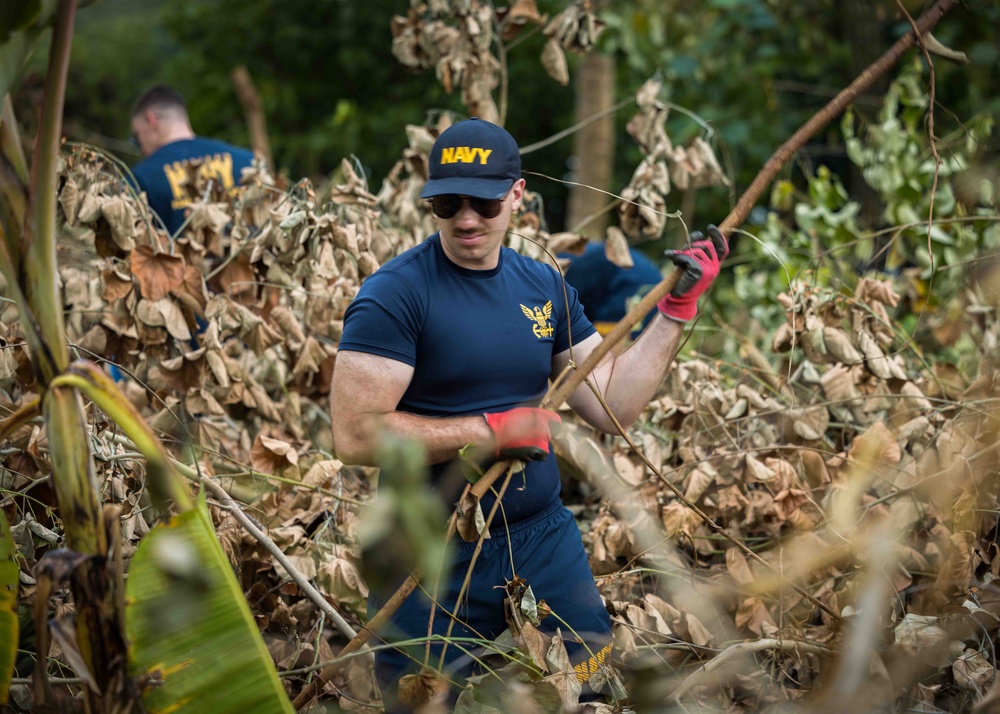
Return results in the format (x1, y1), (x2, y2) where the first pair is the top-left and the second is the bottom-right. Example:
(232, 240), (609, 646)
(129, 84), (255, 235)
(561, 242), (664, 337)
(331, 117), (729, 710)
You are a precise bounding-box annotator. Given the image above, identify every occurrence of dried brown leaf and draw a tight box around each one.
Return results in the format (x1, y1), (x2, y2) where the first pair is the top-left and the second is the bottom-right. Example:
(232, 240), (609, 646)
(171, 266), (209, 316)
(213, 253), (256, 299)
(801, 451), (831, 488)
(185, 388), (226, 416)
(604, 226), (634, 269)
(318, 555), (368, 607)
(613, 454), (644, 487)
(130, 245), (186, 302)
(456, 492), (488, 542)
(100, 269), (133, 302)
(99, 195), (138, 251)
(135, 298), (192, 341)
(954, 648), (995, 696)
(548, 232), (588, 256)
(398, 669), (449, 710)
(735, 597), (776, 636)
(847, 421), (901, 468)
(684, 464), (716, 503)
(520, 621), (551, 673)
(823, 326), (863, 364)
(726, 548), (755, 586)
(540, 38), (569, 86)
(744, 453), (776, 482)
(661, 502), (702, 536)
(250, 434), (299, 476)
(543, 630), (581, 709)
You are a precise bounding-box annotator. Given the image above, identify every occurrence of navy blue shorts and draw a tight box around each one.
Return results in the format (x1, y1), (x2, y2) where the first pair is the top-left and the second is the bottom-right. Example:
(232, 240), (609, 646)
(368, 499), (613, 711)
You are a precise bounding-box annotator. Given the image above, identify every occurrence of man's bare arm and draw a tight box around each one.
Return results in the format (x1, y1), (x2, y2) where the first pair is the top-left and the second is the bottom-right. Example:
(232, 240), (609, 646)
(330, 350), (492, 466)
(553, 312), (684, 433)
(556, 225), (727, 433)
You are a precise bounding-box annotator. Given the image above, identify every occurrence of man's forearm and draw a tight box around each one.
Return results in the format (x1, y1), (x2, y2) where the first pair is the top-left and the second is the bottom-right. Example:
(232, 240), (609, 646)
(384, 412), (493, 464)
(583, 313), (684, 432)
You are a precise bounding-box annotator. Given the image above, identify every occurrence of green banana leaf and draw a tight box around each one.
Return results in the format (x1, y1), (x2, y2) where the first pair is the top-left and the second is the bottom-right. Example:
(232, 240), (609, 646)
(0, 0), (99, 100)
(0, 509), (18, 706)
(125, 494), (294, 713)
(0, 0), (56, 100)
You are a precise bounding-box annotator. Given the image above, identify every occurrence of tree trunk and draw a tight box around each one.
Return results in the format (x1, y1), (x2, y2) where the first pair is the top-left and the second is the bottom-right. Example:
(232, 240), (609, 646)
(566, 51), (616, 238)
(231, 65), (274, 172)
(837, 0), (890, 235)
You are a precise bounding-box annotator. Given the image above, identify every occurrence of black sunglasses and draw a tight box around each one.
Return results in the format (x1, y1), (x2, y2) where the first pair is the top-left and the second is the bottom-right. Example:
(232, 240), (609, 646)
(429, 194), (506, 220)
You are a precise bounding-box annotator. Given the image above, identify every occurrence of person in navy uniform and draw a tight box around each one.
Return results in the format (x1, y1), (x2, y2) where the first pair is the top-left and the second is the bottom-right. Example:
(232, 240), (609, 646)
(331, 117), (728, 711)
(561, 241), (664, 337)
(129, 84), (255, 235)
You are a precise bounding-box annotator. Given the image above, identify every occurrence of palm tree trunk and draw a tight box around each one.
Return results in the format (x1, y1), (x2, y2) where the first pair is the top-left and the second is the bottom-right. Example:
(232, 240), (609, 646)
(565, 50), (616, 238)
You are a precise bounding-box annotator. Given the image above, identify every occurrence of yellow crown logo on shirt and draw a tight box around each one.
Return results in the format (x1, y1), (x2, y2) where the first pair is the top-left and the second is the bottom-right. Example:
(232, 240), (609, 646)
(521, 301), (554, 339)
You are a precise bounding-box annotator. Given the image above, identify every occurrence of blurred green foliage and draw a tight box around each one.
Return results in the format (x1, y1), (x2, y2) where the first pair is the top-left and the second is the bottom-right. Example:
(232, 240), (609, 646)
(708, 58), (997, 376)
(9, 0), (999, 367)
(12, 0), (997, 231)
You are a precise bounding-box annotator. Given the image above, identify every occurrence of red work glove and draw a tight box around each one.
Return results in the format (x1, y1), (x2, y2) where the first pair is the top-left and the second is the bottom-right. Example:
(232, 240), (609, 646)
(657, 225), (729, 322)
(484, 407), (562, 462)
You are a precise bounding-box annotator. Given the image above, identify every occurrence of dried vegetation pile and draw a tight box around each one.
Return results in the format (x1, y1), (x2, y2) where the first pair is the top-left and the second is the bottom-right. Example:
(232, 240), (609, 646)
(1, 124), (999, 713)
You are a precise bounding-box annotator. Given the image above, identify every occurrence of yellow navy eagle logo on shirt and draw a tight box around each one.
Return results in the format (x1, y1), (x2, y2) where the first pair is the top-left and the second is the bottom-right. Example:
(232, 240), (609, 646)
(521, 301), (554, 339)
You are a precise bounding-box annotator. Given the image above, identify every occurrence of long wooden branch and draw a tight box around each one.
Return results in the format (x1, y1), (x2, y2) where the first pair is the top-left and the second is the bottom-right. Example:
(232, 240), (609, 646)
(292, 1), (957, 707)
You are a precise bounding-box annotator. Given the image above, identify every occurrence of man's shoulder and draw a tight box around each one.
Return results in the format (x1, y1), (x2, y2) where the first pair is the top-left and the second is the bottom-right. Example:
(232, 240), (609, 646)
(136, 138), (253, 168)
(190, 137), (255, 161)
(379, 236), (437, 273)
(358, 238), (436, 293)
(502, 246), (560, 280)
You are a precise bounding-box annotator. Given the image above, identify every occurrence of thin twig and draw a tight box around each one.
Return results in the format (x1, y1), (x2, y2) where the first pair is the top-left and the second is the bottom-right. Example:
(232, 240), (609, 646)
(519, 96), (635, 155)
(895, 0), (941, 276)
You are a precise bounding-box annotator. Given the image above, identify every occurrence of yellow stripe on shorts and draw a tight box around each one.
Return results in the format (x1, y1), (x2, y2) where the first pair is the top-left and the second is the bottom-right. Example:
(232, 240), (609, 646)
(574, 643), (613, 682)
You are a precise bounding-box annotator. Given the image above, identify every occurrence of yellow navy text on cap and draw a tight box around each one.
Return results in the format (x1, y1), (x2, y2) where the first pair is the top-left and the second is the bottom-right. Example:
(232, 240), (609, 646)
(439, 147), (493, 165)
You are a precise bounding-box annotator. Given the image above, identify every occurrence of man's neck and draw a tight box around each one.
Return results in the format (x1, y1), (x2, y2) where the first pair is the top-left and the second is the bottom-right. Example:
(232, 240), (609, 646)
(153, 125), (196, 152)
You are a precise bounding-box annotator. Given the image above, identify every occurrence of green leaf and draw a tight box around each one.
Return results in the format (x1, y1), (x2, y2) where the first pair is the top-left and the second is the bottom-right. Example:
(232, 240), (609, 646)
(0, 0), (56, 98)
(0, 0), (42, 39)
(126, 495), (293, 714)
(0, 509), (18, 706)
(520, 585), (539, 625)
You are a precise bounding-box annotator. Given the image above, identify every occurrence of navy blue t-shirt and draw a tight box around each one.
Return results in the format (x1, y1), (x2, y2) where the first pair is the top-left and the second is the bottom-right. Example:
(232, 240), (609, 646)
(339, 234), (597, 523)
(561, 242), (663, 334)
(130, 137), (255, 235)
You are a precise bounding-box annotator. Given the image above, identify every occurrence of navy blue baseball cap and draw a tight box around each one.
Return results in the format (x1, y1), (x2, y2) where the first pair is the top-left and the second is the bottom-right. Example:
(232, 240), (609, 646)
(420, 118), (522, 200)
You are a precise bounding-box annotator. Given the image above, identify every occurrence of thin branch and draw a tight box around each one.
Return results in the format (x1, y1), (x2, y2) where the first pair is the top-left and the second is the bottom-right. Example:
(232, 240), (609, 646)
(230, 65), (274, 172)
(520, 96), (635, 155)
(895, 0), (942, 304)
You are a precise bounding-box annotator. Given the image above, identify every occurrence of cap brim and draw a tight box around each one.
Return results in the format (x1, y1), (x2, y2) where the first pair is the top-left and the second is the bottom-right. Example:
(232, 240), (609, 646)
(420, 177), (514, 200)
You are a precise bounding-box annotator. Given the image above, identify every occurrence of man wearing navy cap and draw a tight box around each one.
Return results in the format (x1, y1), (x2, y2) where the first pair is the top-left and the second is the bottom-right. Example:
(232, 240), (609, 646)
(332, 118), (728, 710)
